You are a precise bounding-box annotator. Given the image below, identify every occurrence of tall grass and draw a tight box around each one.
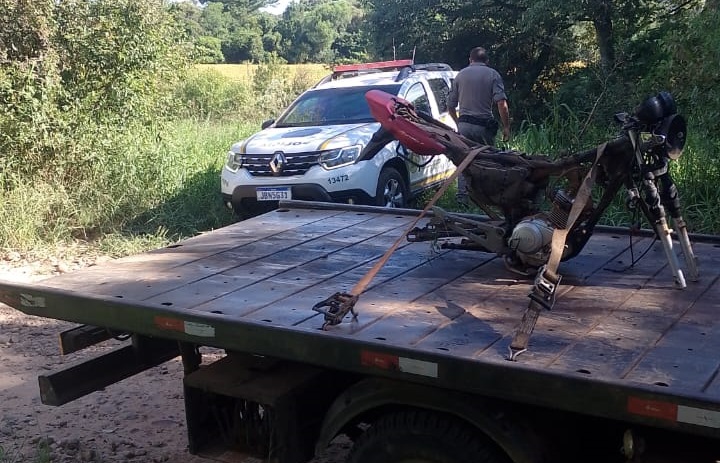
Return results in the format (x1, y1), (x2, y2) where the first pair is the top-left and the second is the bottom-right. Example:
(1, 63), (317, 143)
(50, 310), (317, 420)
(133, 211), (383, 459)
(181, 63), (329, 119)
(0, 441), (51, 463)
(0, 64), (325, 260)
(0, 116), (257, 257)
(425, 97), (720, 235)
(510, 99), (719, 234)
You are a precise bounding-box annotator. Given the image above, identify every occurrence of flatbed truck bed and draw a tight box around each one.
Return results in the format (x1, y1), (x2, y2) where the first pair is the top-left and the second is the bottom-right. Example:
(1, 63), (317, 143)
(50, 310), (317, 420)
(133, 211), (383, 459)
(1, 200), (719, 462)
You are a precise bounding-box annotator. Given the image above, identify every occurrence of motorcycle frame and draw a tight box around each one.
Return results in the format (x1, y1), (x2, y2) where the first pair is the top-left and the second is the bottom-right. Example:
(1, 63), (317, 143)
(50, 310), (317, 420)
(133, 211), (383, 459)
(391, 104), (698, 286)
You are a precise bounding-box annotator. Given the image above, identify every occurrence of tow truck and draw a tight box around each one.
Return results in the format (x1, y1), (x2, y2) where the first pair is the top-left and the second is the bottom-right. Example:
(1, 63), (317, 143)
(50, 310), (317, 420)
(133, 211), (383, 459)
(0, 200), (719, 462)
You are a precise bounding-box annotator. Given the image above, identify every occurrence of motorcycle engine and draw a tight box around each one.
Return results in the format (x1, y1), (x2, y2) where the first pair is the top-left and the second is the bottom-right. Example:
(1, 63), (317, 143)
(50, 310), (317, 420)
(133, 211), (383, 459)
(507, 189), (574, 268)
(507, 216), (556, 268)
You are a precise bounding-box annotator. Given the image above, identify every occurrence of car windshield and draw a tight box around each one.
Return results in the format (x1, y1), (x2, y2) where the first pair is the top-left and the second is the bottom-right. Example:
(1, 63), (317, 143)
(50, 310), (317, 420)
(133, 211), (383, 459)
(275, 84), (401, 127)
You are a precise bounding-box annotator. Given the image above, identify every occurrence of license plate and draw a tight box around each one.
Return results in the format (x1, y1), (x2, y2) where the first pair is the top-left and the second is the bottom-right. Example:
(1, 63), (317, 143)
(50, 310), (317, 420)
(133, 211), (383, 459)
(256, 187), (292, 201)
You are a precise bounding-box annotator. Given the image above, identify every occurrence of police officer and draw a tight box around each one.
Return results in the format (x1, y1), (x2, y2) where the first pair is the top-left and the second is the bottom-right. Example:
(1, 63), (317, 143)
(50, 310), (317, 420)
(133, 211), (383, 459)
(448, 46), (510, 206)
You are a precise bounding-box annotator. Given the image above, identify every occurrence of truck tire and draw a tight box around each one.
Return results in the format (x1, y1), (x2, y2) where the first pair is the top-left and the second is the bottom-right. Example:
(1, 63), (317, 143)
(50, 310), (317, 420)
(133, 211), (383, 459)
(375, 167), (408, 208)
(347, 410), (510, 463)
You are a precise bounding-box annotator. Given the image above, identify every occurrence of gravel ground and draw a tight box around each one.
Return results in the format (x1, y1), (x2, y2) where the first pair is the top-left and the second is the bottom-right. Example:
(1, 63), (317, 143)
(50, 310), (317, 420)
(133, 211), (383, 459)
(0, 255), (349, 463)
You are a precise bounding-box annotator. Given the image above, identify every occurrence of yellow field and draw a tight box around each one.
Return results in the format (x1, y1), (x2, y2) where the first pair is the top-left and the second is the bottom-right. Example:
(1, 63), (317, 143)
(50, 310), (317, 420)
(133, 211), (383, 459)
(196, 63), (330, 84)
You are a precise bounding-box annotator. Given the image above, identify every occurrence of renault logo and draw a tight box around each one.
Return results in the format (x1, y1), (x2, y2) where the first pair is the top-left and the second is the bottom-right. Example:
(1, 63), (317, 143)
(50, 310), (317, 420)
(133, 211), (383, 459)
(270, 151), (286, 174)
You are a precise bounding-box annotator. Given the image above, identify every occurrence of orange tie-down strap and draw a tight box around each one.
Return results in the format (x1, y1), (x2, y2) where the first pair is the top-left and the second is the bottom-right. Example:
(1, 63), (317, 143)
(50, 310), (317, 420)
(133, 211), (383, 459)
(508, 142), (607, 360)
(312, 144), (493, 329)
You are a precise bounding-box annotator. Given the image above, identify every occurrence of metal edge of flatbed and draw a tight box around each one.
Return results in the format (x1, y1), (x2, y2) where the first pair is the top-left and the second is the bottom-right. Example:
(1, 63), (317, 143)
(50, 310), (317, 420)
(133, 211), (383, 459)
(1, 276), (720, 441)
(1, 201), (719, 440)
(2, 284), (720, 438)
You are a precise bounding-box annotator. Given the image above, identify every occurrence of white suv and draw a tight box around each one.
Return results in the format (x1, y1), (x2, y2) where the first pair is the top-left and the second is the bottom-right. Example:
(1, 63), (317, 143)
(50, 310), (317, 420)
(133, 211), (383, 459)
(221, 60), (457, 219)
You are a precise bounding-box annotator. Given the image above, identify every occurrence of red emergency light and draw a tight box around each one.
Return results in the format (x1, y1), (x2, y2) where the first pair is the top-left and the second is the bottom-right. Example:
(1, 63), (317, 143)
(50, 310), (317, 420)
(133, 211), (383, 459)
(329, 60), (415, 81)
(332, 59), (413, 74)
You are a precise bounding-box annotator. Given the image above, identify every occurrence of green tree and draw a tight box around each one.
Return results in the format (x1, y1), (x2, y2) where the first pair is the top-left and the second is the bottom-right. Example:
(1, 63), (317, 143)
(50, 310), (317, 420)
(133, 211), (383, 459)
(360, 0), (705, 129)
(207, 0), (276, 62)
(0, 0), (61, 178)
(259, 13), (283, 56)
(215, 0), (274, 16)
(222, 26), (266, 62)
(194, 36), (225, 63)
(54, 0), (187, 123)
(169, 0), (205, 39)
(200, 2), (233, 39)
(277, 0), (361, 63)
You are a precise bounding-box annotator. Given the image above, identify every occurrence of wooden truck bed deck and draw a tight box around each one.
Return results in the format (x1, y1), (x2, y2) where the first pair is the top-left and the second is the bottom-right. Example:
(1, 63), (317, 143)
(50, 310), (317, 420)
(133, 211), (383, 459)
(1, 201), (719, 438)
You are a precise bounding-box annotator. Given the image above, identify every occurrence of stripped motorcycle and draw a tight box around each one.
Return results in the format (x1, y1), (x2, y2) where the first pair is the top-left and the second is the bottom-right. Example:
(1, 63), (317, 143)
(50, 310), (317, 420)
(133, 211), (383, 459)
(362, 89), (698, 285)
(313, 89), (699, 358)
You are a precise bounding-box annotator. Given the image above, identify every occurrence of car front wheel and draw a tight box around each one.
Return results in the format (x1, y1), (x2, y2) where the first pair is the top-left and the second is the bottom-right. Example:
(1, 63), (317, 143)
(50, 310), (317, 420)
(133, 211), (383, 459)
(375, 167), (408, 208)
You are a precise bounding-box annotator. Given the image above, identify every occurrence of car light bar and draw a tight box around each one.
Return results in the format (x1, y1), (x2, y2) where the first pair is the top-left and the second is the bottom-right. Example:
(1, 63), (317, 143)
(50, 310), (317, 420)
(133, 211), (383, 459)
(332, 59), (413, 77)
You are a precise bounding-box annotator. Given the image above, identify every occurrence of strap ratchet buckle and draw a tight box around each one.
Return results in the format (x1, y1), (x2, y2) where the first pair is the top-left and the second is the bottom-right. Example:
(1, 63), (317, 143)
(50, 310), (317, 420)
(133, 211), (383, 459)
(312, 292), (359, 329)
(529, 265), (562, 311)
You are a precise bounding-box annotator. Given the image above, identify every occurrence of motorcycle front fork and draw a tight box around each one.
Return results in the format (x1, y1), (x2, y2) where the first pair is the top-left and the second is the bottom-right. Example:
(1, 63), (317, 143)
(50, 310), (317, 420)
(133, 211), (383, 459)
(654, 216), (687, 289)
(629, 171), (699, 288)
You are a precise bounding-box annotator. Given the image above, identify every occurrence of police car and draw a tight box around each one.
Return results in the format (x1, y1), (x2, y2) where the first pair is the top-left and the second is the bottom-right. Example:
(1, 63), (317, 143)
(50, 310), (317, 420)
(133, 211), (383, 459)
(221, 60), (457, 219)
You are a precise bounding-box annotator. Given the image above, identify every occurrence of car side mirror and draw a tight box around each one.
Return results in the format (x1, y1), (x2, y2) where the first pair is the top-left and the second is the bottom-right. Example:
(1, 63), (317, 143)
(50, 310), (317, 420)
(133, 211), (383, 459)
(261, 119), (275, 130)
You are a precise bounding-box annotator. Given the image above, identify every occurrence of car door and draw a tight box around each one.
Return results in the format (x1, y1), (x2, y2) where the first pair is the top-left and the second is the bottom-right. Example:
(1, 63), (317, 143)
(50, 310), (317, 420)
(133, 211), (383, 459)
(401, 79), (457, 194)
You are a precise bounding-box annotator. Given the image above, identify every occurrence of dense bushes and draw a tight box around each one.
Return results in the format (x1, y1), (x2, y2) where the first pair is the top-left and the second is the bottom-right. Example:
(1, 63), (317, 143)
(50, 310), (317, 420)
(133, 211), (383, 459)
(0, 0), (189, 249)
(174, 61), (325, 120)
(1, 0), (185, 181)
(0, 0), (324, 252)
(175, 67), (254, 119)
(54, 0), (187, 123)
(656, 9), (720, 232)
(1, 1), (62, 181)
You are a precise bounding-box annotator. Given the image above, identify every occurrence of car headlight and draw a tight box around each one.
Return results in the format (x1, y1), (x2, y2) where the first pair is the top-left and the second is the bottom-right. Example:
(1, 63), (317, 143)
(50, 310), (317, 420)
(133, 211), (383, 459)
(318, 145), (362, 170)
(225, 151), (244, 171)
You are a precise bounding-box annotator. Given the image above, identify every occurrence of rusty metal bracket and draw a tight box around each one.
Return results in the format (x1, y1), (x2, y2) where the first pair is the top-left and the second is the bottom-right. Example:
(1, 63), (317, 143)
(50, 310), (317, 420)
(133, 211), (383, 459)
(312, 292), (360, 329)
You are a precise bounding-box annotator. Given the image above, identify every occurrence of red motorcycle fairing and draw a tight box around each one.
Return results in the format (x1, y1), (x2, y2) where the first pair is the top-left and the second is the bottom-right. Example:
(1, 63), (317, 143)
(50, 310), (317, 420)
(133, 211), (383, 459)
(364, 89), (446, 156)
